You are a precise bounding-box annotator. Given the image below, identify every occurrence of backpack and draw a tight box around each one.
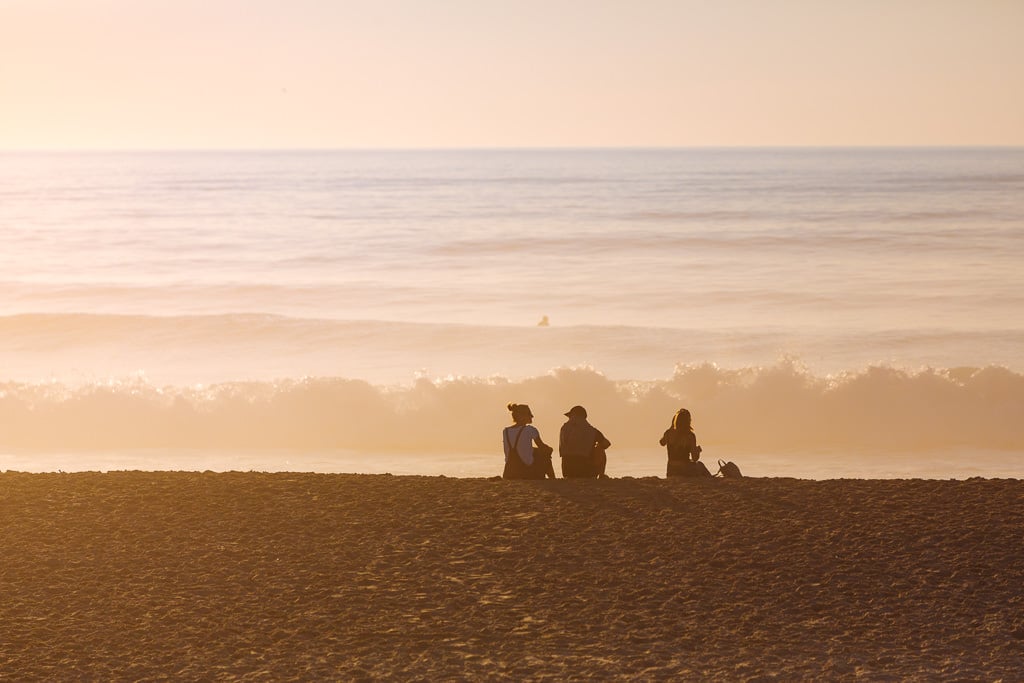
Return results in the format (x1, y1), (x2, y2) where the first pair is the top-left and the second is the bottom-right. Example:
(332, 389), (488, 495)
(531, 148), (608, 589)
(716, 459), (743, 478)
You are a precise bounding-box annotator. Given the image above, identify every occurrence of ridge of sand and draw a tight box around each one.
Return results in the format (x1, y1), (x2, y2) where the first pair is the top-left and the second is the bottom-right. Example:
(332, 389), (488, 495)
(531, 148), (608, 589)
(1, 472), (1021, 680)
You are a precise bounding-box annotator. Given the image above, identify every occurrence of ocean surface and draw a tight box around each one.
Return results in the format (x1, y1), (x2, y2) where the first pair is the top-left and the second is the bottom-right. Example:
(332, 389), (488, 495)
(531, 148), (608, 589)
(2, 148), (1023, 477)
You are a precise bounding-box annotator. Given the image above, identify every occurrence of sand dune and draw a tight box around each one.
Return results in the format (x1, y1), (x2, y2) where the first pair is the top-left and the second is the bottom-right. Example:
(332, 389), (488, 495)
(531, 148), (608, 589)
(1, 472), (1021, 680)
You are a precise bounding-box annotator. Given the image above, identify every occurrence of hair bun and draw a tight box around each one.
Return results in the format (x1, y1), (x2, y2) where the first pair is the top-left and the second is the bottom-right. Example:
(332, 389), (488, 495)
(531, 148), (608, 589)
(507, 402), (518, 412)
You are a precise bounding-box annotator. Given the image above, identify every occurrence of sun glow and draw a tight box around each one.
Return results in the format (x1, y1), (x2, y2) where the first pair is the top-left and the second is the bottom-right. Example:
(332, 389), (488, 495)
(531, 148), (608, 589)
(2, 0), (1022, 150)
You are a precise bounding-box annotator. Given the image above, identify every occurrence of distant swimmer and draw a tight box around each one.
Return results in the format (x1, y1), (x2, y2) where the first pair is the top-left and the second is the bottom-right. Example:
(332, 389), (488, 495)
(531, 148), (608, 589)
(537, 315), (550, 327)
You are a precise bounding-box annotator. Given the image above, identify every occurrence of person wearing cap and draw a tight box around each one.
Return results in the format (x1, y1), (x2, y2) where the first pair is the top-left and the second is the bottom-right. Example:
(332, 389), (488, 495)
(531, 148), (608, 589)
(503, 402), (555, 479)
(558, 405), (612, 478)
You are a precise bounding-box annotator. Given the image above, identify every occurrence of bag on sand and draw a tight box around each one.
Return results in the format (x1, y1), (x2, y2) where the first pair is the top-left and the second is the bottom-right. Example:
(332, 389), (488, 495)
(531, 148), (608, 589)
(716, 459), (743, 478)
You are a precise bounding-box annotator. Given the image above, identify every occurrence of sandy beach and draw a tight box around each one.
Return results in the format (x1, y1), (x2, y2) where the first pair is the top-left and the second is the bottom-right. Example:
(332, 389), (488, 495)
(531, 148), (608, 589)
(1, 471), (1021, 680)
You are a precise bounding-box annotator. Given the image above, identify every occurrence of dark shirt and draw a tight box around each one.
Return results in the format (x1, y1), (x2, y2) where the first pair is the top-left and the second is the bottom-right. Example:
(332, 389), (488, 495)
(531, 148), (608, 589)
(660, 427), (698, 462)
(560, 417), (611, 458)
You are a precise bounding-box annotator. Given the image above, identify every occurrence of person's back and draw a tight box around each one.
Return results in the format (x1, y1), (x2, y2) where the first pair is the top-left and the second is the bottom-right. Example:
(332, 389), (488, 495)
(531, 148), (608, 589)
(660, 408), (710, 478)
(503, 402), (553, 479)
(561, 419), (596, 458)
(559, 405), (611, 478)
(504, 424), (534, 479)
(661, 428), (693, 462)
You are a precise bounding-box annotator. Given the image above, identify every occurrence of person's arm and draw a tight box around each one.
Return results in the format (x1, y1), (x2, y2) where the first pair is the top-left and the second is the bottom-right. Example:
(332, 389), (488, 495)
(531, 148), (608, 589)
(659, 429), (669, 447)
(595, 428), (611, 450)
(690, 432), (702, 460)
(531, 427), (553, 460)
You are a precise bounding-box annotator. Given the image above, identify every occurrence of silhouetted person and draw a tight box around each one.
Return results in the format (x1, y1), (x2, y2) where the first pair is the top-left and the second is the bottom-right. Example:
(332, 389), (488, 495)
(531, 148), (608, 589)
(559, 405), (612, 478)
(503, 403), (555, 479)
(660, 408), (710, 477)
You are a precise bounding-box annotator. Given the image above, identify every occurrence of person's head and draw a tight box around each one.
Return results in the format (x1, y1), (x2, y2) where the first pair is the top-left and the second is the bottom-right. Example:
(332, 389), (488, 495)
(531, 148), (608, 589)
(507, 402), (534, 424)
(563, 405), (587, 420)
(672, 408), (692, 432)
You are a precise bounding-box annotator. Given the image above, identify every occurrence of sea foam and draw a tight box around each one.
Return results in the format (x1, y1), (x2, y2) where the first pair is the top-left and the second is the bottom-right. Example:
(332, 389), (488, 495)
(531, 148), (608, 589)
(2, 362), (1021, 453)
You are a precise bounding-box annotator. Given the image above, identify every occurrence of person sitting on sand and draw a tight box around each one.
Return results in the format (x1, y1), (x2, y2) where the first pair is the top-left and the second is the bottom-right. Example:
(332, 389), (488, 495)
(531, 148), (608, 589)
(503, 403), (555, 479)
(559, 405), (612, 479)
(660, 408), (711, 477)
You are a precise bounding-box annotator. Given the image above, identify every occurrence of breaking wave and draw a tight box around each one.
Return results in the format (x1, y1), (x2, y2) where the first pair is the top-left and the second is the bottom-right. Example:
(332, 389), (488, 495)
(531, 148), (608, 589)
(2, 361), (1022, 453)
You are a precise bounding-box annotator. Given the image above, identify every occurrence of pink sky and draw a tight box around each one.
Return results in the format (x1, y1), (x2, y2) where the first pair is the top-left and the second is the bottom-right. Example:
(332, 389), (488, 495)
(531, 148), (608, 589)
(2, 0), (1022, 149)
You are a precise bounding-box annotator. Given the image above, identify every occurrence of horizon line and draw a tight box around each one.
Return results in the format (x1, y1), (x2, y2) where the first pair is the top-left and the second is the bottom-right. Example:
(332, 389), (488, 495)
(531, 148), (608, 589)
(3, 144), (1024, 154)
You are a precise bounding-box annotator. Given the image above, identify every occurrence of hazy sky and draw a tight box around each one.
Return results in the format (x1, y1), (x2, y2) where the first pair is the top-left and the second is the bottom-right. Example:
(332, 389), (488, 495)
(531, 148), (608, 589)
(2, 0), (1022, 149)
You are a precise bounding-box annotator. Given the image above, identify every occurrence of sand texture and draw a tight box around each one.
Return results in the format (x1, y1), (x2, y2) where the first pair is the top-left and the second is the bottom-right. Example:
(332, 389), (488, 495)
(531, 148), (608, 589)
(1, 472), (1022, 681)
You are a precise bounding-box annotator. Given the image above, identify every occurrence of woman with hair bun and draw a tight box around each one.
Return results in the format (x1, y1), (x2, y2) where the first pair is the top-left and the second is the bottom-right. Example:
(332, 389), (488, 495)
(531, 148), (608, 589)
(660, 408), (711, 477)
(503, 403), (555, 479)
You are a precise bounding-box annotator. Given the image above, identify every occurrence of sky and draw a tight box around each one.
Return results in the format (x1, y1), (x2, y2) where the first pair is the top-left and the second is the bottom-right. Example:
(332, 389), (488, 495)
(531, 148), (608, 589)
(1, 0), (1022, 149)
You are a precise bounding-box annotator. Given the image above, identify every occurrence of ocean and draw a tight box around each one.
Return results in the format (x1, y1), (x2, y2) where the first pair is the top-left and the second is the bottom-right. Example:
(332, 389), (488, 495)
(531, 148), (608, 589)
(2, 148), (1022, 478)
